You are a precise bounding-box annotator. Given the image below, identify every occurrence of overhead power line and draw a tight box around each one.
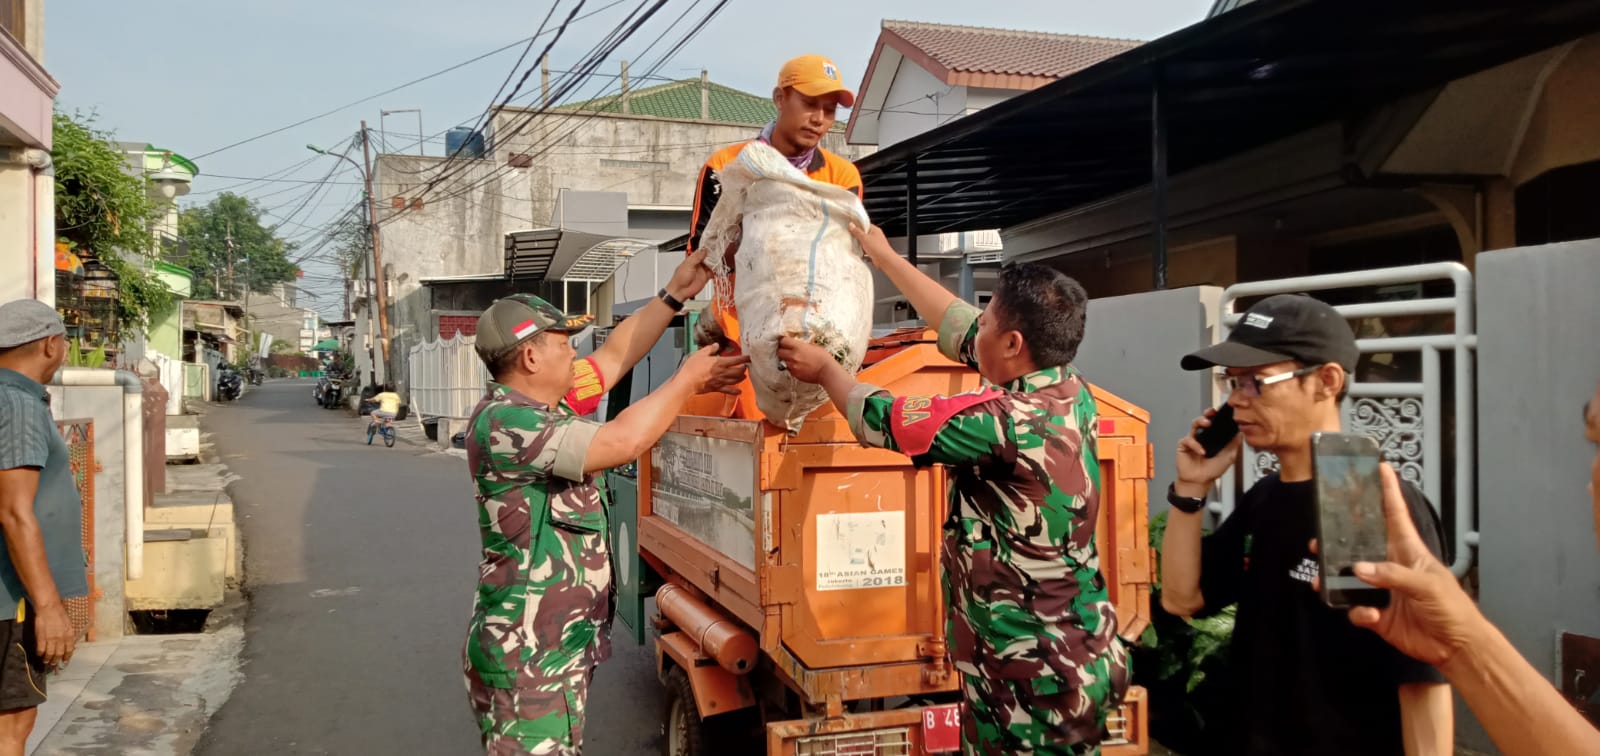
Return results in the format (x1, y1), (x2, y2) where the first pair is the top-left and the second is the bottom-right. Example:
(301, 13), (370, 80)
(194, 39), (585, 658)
(388, 0), (728, 220)
(198, 173), (363, 186)
(187, 0), (636, 161)
(386, 0), (683, 220)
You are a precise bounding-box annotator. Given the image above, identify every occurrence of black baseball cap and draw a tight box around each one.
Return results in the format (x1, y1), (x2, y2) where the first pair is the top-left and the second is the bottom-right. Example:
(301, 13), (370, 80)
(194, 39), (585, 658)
(1181, 294), (1358, 372)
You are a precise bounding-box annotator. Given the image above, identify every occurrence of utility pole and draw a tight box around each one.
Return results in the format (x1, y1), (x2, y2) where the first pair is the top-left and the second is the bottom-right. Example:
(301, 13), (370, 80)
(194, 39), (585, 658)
(342, 260), (351, 322)
(360, 121), (393, 385)
(225, 221), (235, 296)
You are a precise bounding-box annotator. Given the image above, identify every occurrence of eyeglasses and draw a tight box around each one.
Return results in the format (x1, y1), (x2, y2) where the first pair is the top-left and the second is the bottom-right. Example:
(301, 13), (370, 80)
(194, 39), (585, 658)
(1215, 366), (1320, 398)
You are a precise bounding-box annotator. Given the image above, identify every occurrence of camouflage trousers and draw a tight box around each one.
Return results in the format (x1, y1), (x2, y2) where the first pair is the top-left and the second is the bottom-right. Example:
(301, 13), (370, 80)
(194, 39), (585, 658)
(467, 667), (593, 755)
(959, 653), (1128, 755)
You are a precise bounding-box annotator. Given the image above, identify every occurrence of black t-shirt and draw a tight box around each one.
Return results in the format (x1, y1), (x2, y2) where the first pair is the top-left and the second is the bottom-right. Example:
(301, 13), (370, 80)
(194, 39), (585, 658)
(1197, 474), (1448, 756)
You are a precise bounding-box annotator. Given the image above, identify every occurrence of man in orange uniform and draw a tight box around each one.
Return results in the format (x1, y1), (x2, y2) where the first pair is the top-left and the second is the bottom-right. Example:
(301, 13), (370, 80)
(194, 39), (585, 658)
(687, 54), (863, 349)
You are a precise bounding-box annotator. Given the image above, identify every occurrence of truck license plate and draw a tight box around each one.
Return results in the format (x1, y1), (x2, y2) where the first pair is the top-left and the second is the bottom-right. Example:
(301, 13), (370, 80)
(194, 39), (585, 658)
(921, 703), (962, 753)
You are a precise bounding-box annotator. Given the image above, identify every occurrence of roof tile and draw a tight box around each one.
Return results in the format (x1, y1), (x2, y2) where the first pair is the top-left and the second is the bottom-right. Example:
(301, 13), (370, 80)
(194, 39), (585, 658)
(884, 20), (1142, 79)
(558, 80), (777, 126)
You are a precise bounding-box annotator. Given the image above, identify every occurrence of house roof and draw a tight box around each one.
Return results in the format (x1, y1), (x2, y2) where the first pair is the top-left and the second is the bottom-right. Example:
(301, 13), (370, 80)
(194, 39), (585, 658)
(856, 0), (1600, 237)
(186, 300), (245, 316)
(556, 79), (774, 126)
(849, 20), (1142, 144)
(883, 20), (1142, 81)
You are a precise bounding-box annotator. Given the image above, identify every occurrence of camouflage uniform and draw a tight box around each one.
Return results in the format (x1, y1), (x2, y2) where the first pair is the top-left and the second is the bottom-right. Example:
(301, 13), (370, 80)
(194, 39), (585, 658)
(846, 300), (1129, 755)
(463, 358), (611, 755)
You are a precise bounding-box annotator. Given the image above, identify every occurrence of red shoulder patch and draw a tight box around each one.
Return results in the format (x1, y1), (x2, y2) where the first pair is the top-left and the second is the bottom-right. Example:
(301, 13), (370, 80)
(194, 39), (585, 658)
(888, 389), (1004, 457)
(563, 357), (607, 416)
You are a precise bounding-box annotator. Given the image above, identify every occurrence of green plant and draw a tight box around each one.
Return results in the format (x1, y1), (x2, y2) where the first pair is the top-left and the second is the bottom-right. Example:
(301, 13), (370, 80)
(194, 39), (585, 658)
(64, 338), (108, 369)
(1131, 509), (1238, 755)
(52, 112), (173, 334)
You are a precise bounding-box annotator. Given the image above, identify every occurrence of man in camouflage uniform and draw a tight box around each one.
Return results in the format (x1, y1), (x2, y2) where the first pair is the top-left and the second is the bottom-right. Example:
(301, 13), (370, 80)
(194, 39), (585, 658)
(463, 253), (748, 755)
(778, 224), (1127, 755)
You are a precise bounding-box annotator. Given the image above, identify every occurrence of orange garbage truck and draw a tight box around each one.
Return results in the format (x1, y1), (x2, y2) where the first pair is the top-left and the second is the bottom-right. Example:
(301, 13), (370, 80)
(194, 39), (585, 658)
(605, 322), (1154, 756)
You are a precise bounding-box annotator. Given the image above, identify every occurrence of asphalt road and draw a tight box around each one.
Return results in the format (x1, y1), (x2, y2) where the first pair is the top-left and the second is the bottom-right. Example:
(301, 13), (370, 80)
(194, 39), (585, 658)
(196, 380), (666, 755)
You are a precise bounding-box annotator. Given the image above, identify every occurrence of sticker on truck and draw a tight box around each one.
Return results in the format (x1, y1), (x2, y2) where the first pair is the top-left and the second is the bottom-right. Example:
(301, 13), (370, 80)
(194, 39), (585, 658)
(816, 511), (907, 591)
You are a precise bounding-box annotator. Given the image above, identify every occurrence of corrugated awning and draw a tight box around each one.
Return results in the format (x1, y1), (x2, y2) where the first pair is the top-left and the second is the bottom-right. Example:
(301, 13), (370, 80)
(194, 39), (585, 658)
(857, 0), (1600, 237)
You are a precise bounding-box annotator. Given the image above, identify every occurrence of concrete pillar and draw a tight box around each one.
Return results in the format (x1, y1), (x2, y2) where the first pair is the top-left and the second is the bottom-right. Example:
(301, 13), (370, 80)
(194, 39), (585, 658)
(621, 60), (631, 115)
(1482, 177), (1518, 252)
(701, 69), (710, 120)
(541, 55), (550, 107)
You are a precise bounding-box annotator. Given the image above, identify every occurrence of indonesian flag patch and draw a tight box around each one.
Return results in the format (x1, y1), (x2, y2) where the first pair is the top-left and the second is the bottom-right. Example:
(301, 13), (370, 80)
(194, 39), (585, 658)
(512, 318), (540, 341)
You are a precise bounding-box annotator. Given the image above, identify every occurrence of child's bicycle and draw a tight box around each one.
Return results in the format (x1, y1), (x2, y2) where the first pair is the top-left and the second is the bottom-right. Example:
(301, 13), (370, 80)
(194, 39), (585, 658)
(366, 414), (396, 447)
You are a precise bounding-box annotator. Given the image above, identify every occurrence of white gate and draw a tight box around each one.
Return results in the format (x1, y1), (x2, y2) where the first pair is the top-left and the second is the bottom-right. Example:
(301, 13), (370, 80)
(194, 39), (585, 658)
(1212, 263), (1478, 577)
(408, 334), (489, 420)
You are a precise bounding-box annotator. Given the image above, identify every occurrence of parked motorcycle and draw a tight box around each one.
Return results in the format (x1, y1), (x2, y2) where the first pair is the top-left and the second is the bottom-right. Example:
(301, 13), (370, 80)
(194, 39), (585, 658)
(217, 366), (243, 402)
(319, 375), (345, 409)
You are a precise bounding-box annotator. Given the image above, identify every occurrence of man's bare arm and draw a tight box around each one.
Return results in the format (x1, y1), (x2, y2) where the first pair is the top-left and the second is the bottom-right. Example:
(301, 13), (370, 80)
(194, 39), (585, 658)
(0, 468), (74, 665)
(1437, 617), (1600, 755)
(1397, 682), (1453, 756)
(588, 250), (713, 382)
(583, 346), (737, 472)
(848, 225), (956, 326)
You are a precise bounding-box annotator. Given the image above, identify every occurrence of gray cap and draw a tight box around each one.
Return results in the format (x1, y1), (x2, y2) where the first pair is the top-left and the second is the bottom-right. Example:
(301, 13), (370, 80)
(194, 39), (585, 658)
(0, 299), (67, 349)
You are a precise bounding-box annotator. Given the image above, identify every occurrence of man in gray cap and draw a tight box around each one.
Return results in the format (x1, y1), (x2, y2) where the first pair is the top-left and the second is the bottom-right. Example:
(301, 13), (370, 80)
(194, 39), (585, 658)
(0, 299), (88, 752)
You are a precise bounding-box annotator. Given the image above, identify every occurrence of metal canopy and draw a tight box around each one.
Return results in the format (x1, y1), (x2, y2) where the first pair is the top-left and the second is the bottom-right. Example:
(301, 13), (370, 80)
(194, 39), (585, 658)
(504, 228), (640, 282)
(857, 0), (1600, 239)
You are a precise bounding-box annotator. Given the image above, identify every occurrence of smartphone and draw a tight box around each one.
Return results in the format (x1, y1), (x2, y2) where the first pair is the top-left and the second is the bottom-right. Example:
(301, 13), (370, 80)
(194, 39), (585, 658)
(1193, 404), (1239, 458)
(1311, 432), (1389, 608)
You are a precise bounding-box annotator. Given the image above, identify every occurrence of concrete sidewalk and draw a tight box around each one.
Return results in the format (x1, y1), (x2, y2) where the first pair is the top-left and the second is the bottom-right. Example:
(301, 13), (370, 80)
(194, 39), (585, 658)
(27, 625), (243, 756)
(26, 418), (246, 755)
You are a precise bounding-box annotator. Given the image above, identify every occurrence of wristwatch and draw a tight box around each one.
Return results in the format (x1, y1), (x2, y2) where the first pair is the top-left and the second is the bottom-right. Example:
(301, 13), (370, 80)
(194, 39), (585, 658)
(657, 288), (684, 312)
(1166, 483), (1207, 515)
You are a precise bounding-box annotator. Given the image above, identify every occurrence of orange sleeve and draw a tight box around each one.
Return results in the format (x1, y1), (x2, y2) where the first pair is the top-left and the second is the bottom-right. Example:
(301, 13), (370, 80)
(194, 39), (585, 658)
(687, 160), (720, 255)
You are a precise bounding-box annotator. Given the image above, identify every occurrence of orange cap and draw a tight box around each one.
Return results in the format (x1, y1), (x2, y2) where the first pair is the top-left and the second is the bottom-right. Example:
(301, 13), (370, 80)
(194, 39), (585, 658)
(777, 55), (855, 108)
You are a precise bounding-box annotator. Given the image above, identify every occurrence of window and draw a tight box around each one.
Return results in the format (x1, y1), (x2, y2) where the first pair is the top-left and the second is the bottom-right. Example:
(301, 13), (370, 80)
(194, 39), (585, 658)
(0, 0), (25, 47)
(304, 317), (316, 331)
(1516, 160), (1600, 246)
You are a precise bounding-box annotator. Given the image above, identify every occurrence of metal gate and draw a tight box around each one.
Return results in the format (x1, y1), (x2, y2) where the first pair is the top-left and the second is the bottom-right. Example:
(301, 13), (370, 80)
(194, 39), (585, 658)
(1212, 263), (1478, 577)
(56, 419), (96, 641)
(408, 333), (489, 420)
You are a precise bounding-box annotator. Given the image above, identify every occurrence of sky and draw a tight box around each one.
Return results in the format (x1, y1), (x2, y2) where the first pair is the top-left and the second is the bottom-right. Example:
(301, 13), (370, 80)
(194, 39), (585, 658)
(46, 0), (1212, 318)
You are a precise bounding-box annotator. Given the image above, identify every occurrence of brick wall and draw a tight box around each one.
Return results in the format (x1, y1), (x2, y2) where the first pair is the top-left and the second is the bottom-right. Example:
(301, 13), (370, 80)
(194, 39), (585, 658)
(439, 315), (478, 339)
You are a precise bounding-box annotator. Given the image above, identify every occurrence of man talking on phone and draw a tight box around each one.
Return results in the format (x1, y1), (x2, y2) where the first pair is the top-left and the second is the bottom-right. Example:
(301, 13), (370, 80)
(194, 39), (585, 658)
(1159, 294), (1453, 756)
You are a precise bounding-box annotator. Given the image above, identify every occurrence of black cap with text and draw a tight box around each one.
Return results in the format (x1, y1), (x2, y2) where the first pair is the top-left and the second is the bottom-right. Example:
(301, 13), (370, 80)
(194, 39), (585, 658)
(1181, 294), (1358, 372)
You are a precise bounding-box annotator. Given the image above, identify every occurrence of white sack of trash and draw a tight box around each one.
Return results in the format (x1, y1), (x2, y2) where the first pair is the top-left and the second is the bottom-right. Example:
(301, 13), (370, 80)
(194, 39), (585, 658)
(698, 142), (874, 432)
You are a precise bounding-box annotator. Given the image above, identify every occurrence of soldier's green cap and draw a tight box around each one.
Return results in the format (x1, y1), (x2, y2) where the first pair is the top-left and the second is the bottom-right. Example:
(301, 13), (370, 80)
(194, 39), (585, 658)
(474, 294), (594, 363)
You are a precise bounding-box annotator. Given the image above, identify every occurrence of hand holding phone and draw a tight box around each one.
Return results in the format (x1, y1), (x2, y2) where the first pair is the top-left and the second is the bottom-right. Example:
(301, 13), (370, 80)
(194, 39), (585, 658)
(1193, 404), (1239, 458)
(1312, 432), (1389, 608)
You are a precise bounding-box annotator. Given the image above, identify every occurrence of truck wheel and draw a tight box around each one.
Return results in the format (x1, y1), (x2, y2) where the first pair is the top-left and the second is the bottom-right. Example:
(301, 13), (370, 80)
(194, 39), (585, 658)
(662, 667), (705, 756)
